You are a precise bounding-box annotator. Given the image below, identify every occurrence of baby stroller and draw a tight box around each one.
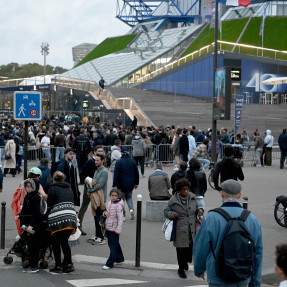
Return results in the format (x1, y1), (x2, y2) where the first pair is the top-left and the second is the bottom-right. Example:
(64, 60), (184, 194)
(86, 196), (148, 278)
(3, 227), (52, 269)
(232, 144), (244, 167)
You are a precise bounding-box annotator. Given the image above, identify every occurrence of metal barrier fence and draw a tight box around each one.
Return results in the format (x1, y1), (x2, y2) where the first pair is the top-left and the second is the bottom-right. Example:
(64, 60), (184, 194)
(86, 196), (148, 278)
(0, 143), (282, 171)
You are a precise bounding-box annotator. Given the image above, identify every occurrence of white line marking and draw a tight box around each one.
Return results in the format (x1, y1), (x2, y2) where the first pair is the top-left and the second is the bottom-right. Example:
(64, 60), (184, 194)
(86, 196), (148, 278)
(72, 254), (193, 271)
(66, 278), (148, 287)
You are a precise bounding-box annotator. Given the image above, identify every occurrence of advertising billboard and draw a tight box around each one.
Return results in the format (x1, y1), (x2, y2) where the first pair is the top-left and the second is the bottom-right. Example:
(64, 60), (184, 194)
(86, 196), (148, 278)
(213, 67), (231, 120)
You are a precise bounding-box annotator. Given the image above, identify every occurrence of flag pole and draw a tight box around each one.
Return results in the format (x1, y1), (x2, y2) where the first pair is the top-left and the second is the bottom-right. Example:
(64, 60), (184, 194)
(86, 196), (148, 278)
(211, 0), (218, 163)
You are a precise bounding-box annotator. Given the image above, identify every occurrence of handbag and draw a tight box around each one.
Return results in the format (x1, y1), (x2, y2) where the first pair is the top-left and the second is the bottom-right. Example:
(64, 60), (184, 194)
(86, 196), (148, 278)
(5, 153), (12, 160)
(5, 142), (12, 160)
(162, 218), (176, 241)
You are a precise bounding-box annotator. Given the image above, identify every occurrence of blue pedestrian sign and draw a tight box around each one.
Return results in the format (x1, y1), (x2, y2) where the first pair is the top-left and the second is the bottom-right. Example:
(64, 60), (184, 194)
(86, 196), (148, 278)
(14, 91), (42, 121)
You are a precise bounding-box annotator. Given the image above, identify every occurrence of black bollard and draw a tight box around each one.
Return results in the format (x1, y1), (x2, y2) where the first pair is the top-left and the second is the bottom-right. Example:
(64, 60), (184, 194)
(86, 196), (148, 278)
(135, 194), (142, 267)
(243, 197), (248, 210)
(1, 202), (6, 249)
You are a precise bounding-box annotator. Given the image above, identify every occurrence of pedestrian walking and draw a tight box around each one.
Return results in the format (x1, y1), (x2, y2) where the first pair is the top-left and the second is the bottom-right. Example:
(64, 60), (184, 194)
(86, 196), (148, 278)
(164, 178), (197, 279)
(113, 150), (139, 220)
(193, 179), (263, 287)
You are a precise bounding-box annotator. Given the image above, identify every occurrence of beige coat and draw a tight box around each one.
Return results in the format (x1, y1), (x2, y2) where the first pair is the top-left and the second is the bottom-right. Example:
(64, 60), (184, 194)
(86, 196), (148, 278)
(4, 140), (16, 169)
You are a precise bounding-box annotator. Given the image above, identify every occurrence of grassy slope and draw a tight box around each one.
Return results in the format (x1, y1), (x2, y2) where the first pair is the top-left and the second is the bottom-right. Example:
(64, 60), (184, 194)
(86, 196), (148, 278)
(182, 18), (248, 57)
(75, 34), (137, 67)
(238, 17), (287, 59)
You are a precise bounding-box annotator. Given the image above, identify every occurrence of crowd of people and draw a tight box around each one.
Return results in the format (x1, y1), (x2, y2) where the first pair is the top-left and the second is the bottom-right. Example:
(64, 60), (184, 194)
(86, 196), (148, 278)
(0, 113), (287, 285)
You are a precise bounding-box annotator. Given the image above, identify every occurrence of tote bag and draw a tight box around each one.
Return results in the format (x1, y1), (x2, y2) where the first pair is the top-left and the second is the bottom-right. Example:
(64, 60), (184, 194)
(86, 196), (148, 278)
(162, 218), (176, 242)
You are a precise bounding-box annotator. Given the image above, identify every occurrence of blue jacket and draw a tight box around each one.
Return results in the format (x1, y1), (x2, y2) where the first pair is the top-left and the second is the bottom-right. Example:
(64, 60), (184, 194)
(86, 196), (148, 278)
(113, 154), (139, 191)
(38, 165), (51, 193)
(193, 201), (263, 287)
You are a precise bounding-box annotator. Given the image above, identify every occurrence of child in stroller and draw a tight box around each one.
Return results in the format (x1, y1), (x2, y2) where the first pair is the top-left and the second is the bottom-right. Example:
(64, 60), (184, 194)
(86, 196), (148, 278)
(3, 226), (51, 270)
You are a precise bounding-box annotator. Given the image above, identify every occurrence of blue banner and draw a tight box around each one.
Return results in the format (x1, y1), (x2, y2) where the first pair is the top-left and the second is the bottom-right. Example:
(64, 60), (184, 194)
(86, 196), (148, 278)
(234, 94), (244, 134)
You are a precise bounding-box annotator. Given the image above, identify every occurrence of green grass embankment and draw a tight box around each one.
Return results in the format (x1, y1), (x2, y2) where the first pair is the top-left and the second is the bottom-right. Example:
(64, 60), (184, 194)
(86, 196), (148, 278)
(75, 34), (137, 67)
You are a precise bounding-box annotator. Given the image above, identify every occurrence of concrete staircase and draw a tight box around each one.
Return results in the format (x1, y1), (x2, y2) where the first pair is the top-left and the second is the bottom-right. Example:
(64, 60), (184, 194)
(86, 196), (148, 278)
(109, 87), (287, 139)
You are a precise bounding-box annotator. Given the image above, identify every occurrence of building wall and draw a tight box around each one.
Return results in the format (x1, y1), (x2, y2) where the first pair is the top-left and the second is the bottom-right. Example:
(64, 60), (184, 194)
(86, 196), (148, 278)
(143, 54), (223, 98)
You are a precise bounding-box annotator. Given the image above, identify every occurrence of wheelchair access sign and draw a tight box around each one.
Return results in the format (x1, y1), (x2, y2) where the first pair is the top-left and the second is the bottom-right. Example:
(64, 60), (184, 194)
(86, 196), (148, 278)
(14, 91), (42, 121)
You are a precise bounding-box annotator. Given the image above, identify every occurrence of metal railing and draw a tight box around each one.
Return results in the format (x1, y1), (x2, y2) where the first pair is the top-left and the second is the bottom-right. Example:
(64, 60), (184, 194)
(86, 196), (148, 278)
(52, 76), (155, 127)
(134, 41), (287, 86)
(0, 143), (281, 171)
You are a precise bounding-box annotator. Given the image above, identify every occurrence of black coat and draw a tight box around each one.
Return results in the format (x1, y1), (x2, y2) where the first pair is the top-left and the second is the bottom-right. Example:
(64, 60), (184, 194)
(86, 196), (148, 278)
(57, 158), (80, 206)
(47, 181), (74, 207)
(20, 191), (46, 231)
(179, 135), (189, 155)
(104, 133), (118, 146)
(171, 170), (186, 194)
(72, 135), (91, 158)
(80, 158), (97, 182)
(278, 131), (287, 149)
(191, 170), (207, 197)
(213, 157), (244, 191)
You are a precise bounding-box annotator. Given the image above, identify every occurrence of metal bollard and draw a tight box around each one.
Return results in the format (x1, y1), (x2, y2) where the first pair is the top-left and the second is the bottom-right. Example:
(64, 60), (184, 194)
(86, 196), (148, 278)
(1, 202), (6, 249)
(135, 194), (142, 267)
(243, 197), (248, 210)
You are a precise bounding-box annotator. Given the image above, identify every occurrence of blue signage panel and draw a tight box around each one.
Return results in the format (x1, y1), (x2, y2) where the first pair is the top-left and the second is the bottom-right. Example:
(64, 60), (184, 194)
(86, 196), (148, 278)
(14, 91), (42, 120)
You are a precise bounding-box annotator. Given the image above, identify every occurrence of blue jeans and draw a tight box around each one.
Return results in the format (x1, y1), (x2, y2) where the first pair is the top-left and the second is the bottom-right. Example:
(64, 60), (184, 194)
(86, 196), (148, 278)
(56, 147), (65, 162)
(198, 158), (210, 169)
(105, 231), (124, 267)
(119, 188), (134, 217)
(42, 148), (51, 161)
(280, 148), (287, 169)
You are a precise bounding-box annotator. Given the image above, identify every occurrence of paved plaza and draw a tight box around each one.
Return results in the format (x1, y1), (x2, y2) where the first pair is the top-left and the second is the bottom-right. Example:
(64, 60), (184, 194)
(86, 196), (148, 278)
(0, 158), (286, 287)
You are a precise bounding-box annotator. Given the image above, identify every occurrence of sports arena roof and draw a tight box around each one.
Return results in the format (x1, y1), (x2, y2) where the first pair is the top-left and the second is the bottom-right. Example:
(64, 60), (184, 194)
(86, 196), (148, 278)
(61, 24), (202, 85)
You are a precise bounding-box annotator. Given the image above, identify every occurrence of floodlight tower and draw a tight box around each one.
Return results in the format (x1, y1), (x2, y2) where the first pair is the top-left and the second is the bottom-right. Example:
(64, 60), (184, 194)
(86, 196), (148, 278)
(41, 42), (50, 84)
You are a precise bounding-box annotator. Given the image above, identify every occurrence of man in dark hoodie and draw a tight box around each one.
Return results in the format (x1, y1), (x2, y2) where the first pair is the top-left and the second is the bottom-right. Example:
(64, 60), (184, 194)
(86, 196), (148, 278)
(213, 145), (244, 191)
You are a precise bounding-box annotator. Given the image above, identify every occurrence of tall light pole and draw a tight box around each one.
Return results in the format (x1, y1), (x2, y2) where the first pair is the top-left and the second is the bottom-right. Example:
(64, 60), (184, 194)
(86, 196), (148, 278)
(211, 0), (219, 163)
(41, 43), (49, 84)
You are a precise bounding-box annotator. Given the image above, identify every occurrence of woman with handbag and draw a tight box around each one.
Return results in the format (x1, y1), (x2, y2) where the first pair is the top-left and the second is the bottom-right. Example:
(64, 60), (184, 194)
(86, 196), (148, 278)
(3, 134), (16, 177)
(164, 178), (197, 279)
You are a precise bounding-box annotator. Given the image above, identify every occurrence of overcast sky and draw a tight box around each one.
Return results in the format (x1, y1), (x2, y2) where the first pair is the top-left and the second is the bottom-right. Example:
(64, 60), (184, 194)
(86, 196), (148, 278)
(0, 0), (130, 69)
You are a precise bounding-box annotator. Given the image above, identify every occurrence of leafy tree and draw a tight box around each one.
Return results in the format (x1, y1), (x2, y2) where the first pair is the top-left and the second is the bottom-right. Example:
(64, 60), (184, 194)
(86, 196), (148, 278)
(0, 63), (68, 78)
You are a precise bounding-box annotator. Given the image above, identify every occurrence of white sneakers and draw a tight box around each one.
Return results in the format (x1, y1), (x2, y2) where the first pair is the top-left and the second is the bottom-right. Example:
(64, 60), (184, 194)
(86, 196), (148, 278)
(130, 210), (135, 220)
(102, 265), (111, 270)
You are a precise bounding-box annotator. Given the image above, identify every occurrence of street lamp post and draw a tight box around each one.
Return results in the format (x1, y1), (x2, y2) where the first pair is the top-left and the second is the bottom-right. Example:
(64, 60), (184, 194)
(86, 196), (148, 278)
(41, 43), (50, 84)
(211, 0), (219, 163)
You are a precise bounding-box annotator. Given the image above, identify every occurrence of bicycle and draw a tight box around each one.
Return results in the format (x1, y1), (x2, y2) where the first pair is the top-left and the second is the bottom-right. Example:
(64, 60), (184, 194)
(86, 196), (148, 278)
(274, 195), (287, 228)
(207, 162), (216, 190)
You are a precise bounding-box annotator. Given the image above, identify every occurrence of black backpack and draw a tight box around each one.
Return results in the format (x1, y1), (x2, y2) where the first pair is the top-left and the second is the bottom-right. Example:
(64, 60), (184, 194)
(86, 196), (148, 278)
(209, 208), (256, 282)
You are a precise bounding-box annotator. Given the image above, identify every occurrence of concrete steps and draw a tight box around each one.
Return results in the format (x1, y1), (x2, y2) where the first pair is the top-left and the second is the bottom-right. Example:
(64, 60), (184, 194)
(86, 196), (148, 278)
(109, 87), (287, 139)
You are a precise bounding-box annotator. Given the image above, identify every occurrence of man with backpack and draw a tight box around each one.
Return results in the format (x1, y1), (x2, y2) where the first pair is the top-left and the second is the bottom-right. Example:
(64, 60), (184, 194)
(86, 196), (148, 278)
(72, 129), (91, 184)
(193, 179), (263, 287)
